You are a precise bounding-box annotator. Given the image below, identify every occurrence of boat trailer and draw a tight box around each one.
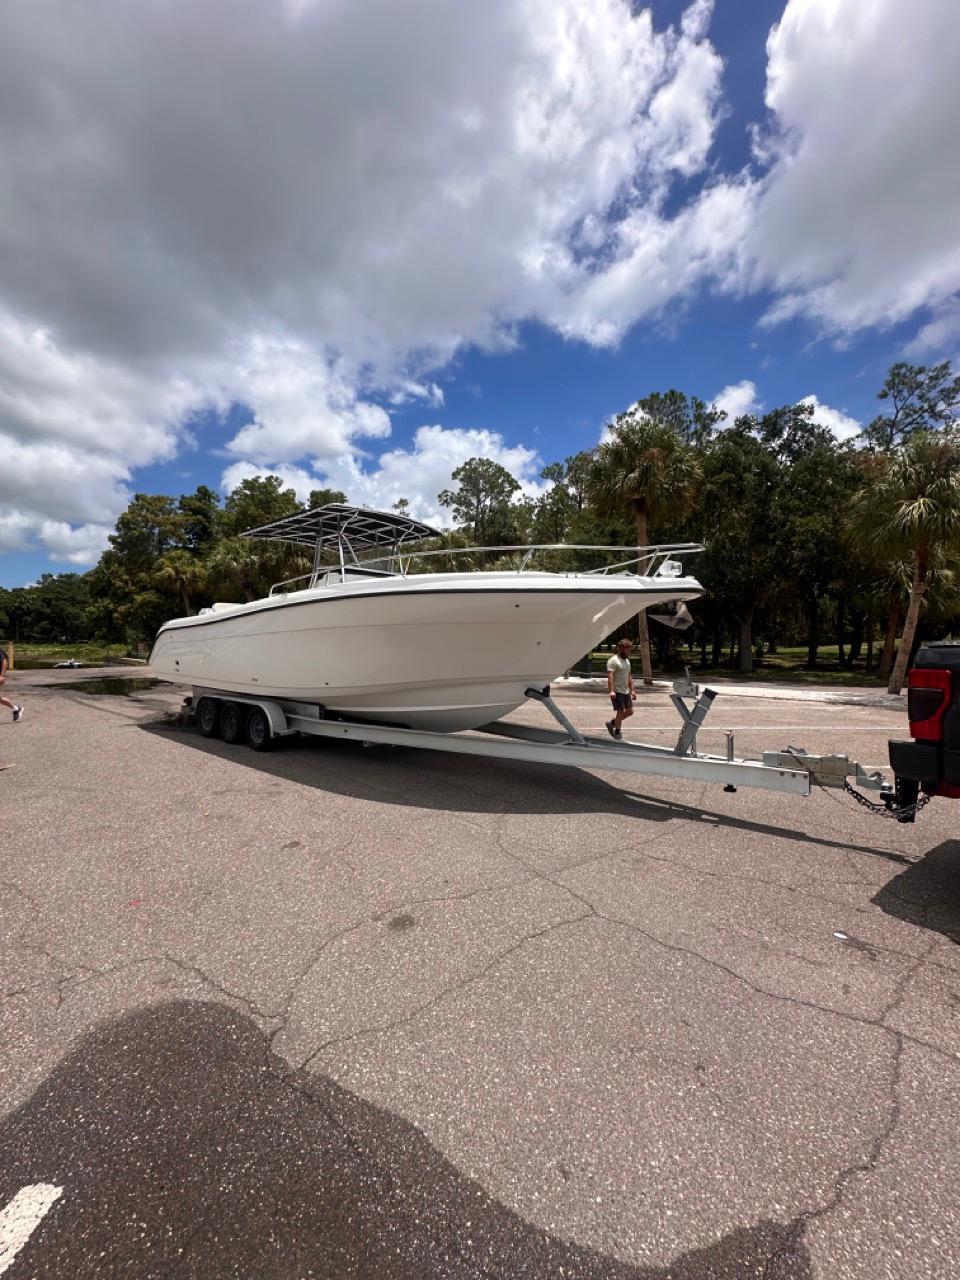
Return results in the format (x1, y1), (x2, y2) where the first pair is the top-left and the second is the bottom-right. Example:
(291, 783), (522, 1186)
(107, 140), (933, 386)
(179, 671), (924, 818)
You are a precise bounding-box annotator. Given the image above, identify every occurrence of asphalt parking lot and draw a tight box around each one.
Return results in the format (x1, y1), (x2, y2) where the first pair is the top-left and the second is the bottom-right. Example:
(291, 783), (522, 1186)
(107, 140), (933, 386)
(1, 672), (959, 1278)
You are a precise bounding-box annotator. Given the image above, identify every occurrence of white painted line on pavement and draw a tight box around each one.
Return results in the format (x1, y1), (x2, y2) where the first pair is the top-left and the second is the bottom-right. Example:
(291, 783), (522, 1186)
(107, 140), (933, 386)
(0, 1183), (63, 1275)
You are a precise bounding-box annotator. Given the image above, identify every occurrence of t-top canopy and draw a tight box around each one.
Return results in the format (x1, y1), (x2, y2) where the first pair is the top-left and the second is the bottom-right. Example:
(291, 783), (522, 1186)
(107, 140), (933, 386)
(240, 503), (439, 550)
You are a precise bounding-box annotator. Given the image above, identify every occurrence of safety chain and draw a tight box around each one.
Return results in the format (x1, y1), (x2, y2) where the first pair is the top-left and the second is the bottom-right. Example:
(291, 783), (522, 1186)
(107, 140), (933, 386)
(842, 779), (931, 820)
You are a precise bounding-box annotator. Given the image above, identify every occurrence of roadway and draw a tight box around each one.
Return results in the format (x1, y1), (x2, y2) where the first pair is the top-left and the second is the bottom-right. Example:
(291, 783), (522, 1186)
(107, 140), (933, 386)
(1, 672), (958, 1278)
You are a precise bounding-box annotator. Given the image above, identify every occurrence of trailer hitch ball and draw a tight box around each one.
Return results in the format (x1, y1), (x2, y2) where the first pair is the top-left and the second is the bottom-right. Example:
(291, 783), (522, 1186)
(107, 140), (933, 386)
(723, 784), (737, 793)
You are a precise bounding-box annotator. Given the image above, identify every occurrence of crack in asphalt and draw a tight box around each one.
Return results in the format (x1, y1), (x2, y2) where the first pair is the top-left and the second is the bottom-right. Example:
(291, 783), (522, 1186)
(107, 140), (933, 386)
(616, 837), (925, 933)
(393, 810), (952, 1258)
(261, 871), (553, 1064)
(485, 800), (960, 1071)
(157, 953), (283, 1024)
(1, 878), (80, 1003)
(295, 905), (594, 1074)
(1, 878), (44, 922)
(554, 888), (957, 1060)
(0, 986), (33, 1002)
(754, 944), (937, 1272)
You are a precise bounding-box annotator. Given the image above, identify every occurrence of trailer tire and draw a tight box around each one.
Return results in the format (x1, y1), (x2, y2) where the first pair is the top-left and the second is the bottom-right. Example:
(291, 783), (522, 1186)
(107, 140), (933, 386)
(219, 701), (244, 745)
(196, 697), (220, 738)
(246, 706), (274, 752)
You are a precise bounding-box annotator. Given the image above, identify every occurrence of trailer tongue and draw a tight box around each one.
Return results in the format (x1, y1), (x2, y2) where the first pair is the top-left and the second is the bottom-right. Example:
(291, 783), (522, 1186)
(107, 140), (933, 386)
(888, 641), (960, 822)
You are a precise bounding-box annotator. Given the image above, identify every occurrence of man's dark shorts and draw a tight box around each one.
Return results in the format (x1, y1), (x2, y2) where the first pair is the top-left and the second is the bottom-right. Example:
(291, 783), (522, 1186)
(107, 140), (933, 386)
(610, 692), (632, 712)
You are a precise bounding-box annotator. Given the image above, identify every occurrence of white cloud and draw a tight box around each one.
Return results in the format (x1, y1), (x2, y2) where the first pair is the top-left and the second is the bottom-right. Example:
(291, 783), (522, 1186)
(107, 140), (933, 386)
(906, 305), (960, 358)
(0, 0), (727, 372)
(0, 312), (196, 464)
(0, 431), (133, 525)
(388, 381), (445, 409)
(712, 379), (760, 420)
(752, 0), (960, 334)
(223, 424), (544, 526)
(800, 394), (860, 442)
(0, 309), (204, 554)
(223, 338), (391, 464)
(546, 178), (754, 346)
(0, 0), (728, 560)
(37, 521), (113, 565)
(2, 0), (959, 570)
(0, 512), (35, 553)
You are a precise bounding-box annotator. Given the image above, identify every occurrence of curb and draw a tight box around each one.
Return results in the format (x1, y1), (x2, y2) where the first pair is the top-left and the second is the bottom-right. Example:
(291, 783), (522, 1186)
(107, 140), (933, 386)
(554, 675), (903, 709)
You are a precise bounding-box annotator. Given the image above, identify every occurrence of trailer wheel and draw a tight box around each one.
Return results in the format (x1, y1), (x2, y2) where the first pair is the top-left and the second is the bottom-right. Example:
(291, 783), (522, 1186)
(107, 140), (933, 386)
(219, 701), (244, 745)
(196, 697), (220, 738)
(246, 706), (274, 752)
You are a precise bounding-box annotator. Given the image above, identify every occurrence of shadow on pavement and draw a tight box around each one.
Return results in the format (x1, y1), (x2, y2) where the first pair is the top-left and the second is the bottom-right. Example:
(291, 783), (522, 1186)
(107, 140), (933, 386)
(0, 1001), (811, 1279)
(872, 840), (960, 942)
(141, 720), (908, 862)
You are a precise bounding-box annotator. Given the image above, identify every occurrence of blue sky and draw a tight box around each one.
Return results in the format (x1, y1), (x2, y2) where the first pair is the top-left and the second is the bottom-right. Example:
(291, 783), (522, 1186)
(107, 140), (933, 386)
(1, 0), (958, 586)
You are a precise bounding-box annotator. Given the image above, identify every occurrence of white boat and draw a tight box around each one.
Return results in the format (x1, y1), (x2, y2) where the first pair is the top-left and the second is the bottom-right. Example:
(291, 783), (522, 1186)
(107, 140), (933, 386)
(149, 504), (703, 732)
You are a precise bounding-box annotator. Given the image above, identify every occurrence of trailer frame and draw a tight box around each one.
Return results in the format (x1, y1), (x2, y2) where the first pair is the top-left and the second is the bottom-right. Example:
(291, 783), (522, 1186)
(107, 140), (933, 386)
(182, 677), (896, 803)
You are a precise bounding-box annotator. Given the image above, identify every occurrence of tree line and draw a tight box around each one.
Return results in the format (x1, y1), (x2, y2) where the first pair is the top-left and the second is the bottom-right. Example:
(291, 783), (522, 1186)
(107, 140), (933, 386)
(2, 360), (959, 694)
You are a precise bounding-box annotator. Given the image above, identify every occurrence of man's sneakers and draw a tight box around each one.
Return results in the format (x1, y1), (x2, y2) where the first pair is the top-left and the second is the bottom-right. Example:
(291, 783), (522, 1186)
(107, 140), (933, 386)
(605, 719), (621, 740)
(12, 704), (23, 722)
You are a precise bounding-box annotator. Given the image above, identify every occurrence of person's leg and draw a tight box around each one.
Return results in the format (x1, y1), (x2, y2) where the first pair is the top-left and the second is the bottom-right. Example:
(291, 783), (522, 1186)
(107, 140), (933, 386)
(606, 696), (620, 738)
(0, 694), (23, 719)
(610, 694), (626, 737)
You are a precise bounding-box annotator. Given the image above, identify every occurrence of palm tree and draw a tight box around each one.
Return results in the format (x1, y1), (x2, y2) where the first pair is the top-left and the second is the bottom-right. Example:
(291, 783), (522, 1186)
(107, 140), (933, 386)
(153, 550), (208, 616)
(205, 537), (264, 603)
(865, 556), (960, 679)
(587, 412), (702, 684)
(848, 430), (960, 694)
(205, 537), (311, 603)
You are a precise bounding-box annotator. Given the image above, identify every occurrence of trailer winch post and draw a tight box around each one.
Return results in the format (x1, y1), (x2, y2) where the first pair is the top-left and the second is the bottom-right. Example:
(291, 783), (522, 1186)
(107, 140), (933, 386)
(670, 688), (718, 756)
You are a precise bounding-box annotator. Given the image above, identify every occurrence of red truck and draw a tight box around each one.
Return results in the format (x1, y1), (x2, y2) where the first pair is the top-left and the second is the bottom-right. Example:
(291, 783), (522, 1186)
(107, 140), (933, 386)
(888, 641), (960, 822)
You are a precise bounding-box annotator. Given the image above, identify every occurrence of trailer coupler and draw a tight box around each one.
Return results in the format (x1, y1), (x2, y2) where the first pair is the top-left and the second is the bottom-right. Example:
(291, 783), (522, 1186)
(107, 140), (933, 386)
(763, 746), (932, 823)
(761, 746), (890, 793)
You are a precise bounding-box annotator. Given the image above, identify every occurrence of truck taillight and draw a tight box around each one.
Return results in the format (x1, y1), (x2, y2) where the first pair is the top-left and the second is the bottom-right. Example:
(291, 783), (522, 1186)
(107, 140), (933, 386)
(908, 667), (953, 741)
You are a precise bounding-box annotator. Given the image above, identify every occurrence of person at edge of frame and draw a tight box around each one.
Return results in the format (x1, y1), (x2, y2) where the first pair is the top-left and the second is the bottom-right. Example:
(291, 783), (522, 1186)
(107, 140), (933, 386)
(0, 646), (24, 722)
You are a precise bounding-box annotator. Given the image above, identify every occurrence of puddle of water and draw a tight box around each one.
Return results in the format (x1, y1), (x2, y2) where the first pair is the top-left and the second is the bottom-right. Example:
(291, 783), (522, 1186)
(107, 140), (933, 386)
(53, 678), (161, 696)
(13, 658), (86, 670)
(12, 657), (124, 670)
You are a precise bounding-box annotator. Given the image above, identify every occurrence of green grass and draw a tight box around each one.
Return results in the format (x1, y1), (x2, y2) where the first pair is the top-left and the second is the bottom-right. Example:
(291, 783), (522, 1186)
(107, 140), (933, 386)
(6, 642), (131, 667)
(682, 665), (886, 687)
(576, 646), (888, 687)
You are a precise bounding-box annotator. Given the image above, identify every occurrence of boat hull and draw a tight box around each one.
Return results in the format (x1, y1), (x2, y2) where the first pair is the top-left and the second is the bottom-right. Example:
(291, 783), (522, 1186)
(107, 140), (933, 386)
(150, 573), (701, 731)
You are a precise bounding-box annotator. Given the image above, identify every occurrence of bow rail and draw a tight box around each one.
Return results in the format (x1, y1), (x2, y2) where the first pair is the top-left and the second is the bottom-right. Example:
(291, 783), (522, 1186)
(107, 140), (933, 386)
(267, 542), (703, 597)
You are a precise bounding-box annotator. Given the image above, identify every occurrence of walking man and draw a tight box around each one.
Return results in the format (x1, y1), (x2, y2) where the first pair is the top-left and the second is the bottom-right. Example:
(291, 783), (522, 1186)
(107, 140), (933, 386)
(605, 638), (635, 739)
(0, 646), (23, 722)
